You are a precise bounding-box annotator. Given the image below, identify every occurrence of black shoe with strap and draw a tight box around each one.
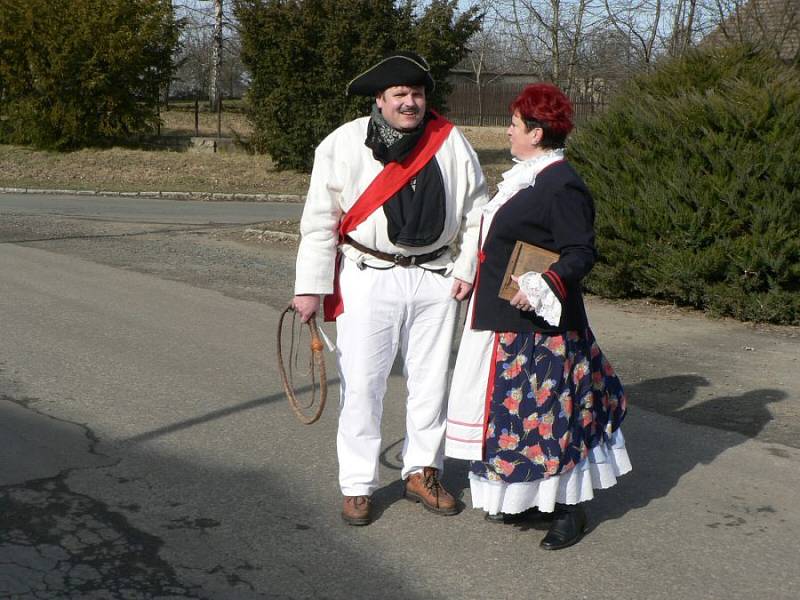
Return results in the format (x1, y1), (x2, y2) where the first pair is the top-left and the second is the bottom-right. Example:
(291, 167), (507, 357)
(539, 504), (587, 550)
(484, 507), (543, 524)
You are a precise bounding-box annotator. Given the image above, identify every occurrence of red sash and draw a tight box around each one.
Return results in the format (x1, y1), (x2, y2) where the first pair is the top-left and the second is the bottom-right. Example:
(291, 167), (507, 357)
(323, 111), (454, 321)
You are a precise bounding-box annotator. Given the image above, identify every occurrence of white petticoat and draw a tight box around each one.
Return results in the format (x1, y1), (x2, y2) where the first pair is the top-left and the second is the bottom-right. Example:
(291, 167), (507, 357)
(469, 429), (632, 515)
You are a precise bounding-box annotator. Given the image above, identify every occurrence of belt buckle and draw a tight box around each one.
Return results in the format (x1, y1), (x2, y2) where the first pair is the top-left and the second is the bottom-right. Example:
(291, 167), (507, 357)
(394, 254), (413, 267)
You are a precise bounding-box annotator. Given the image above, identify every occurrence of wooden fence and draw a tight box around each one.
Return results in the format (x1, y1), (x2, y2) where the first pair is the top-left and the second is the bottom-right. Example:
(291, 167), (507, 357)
(444, 81), (605, 127)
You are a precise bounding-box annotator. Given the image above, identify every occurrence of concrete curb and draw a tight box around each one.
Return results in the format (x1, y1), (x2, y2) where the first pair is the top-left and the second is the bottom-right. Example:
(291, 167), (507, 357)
(0, 187), (305, 203)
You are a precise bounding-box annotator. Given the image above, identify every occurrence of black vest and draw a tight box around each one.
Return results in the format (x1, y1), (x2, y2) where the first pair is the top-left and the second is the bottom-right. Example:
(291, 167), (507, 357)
(471, 161), (597, 334)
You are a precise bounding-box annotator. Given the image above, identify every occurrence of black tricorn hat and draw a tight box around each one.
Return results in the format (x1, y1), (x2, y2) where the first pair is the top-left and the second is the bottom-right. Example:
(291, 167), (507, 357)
(346, 51), (435, 96)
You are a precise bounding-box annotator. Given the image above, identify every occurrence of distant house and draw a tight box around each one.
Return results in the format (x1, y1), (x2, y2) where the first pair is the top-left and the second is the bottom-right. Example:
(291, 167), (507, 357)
(701, 0), (800, 62)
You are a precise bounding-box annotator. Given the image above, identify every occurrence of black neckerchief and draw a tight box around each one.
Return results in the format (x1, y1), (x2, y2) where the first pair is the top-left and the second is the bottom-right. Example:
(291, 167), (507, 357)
(364, 105), (446, 248)
(365, 103), (430, 163)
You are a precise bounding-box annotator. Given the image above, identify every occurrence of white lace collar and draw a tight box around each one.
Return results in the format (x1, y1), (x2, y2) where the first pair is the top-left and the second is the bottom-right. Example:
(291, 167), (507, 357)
(482, 148), (565, 217)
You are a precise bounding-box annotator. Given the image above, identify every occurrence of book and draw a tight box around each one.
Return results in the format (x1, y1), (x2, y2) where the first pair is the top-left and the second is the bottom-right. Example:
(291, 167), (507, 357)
(498, 241), (560, 301)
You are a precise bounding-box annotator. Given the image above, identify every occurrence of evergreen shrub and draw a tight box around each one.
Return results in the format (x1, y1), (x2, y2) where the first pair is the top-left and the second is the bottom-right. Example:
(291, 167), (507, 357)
(569, 47), (800, 325)
(0, 0), (178, 149)
(234, 0), (479, 171)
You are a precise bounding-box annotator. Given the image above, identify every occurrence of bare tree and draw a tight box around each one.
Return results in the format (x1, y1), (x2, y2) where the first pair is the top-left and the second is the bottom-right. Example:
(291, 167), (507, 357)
(601, 0), (739, 65)
(574, 25), (639, 97)
(174, 9), (212, 98)
(210, 0), (223, 110)
(470, 0), (783, 109)
(705, 0), (800, 61)
(602, 0), (664, 65)
(486, 0), (607, 95)
(669, 0), (700, 56)
(173, 0), (245, 103)
(460, 6), (521, 124)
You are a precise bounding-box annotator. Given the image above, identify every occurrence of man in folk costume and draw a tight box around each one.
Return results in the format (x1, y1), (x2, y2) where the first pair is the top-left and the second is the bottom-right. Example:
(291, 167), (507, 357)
(291, 52), (488, 526)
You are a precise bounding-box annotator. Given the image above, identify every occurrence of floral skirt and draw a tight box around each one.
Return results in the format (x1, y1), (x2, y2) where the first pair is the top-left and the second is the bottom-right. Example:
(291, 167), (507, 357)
(470, 328), (630, 512)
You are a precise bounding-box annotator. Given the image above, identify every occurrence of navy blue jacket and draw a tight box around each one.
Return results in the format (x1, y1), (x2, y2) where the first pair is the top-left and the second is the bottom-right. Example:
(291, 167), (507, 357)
(471, 160), (596, 333)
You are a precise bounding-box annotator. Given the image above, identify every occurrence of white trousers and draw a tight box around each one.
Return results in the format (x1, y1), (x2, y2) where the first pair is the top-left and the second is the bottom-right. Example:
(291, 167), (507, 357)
(335, 257), (458, 496)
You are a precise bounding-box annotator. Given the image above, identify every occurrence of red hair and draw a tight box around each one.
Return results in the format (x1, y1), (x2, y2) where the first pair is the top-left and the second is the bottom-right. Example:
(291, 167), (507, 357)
(510, 83), (574, 136)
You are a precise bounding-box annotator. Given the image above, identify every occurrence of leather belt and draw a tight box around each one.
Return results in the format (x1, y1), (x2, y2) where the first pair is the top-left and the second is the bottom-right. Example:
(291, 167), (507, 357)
(344, 235), (449, 267)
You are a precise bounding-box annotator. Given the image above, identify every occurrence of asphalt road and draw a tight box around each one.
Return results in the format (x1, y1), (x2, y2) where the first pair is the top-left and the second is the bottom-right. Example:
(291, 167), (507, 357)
(1, 193), (798, 599)
(0, 192), (304, 225)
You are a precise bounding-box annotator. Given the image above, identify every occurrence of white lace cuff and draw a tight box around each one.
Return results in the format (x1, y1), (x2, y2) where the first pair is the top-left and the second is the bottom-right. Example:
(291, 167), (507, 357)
(518, 272), (562, 327)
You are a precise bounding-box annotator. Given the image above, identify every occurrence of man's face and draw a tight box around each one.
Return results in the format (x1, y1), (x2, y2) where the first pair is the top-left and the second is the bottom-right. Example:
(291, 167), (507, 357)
(376, 85), (426, 131)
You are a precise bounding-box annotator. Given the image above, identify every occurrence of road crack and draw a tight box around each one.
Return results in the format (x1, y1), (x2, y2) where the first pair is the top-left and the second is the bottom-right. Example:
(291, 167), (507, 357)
(1, 388), (206, 598)
(0, 475), (207, 599)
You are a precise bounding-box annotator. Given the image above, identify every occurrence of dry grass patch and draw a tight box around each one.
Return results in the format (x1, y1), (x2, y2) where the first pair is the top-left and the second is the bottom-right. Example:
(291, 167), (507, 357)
(0, 120), (509, 196)
(160, 106), (253, 138)
(461, 125), (509, 192)
(0, 144), (310, 195)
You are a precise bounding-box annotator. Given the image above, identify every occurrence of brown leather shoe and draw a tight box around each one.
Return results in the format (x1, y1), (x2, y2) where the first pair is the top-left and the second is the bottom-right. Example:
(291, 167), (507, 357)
(341, 495), (371, 526)
(404, 467), (459, 516)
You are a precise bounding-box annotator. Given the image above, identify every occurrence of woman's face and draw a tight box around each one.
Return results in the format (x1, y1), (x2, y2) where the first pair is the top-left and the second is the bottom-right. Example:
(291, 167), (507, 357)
(507, 111), (542, 160)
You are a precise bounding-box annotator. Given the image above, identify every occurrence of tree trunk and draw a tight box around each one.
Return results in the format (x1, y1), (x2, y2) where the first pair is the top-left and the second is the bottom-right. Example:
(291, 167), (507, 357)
(210, 0), (223, 111)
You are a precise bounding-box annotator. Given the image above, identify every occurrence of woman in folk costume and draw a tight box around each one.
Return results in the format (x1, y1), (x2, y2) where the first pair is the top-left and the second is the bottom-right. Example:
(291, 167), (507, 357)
(445, 83), (631, 550)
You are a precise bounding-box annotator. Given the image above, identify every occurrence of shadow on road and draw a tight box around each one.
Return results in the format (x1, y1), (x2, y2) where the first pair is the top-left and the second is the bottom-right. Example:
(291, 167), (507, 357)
(122, 379), (340, 446)
(625, 374), (784, 438)
(0, 390), (430, 600)
(372, 374), (785, 530)
(591, 374), (785, 527)
(3, 366), (785, 597)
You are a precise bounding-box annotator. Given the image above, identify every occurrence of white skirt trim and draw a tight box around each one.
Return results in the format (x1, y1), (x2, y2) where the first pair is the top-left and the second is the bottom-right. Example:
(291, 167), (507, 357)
(444, 298), (494, 460)
(469, 429), (632, 515)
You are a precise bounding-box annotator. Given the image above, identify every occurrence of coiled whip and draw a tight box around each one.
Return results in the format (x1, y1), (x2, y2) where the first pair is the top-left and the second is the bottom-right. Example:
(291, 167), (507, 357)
(276, 306), (328, 424)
